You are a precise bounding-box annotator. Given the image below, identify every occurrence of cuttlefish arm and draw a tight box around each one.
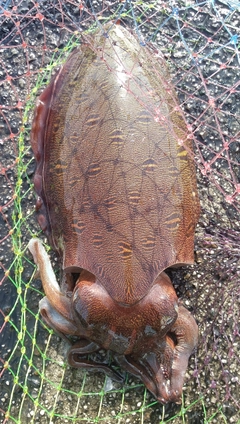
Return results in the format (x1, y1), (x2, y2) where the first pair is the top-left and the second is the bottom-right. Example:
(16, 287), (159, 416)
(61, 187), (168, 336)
(28, 238), (77, 334)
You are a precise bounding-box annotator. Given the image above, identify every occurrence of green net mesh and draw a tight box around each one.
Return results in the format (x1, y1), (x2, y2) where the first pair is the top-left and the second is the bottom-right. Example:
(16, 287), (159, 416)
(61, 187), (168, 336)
(0, 1), (239, 423)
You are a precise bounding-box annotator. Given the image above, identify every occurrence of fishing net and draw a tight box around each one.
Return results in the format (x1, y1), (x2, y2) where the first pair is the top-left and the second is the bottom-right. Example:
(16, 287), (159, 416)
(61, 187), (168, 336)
(0, 0), (239, 423)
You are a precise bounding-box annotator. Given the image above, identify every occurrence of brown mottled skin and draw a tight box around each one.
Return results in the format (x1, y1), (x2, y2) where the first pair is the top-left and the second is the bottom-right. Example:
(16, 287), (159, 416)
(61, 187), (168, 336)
(28, 24), (199, 403)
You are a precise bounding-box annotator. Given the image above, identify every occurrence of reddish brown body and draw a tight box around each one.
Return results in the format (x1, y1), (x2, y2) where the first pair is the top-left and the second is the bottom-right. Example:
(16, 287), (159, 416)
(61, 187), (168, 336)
(29, 24), (199, 403)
